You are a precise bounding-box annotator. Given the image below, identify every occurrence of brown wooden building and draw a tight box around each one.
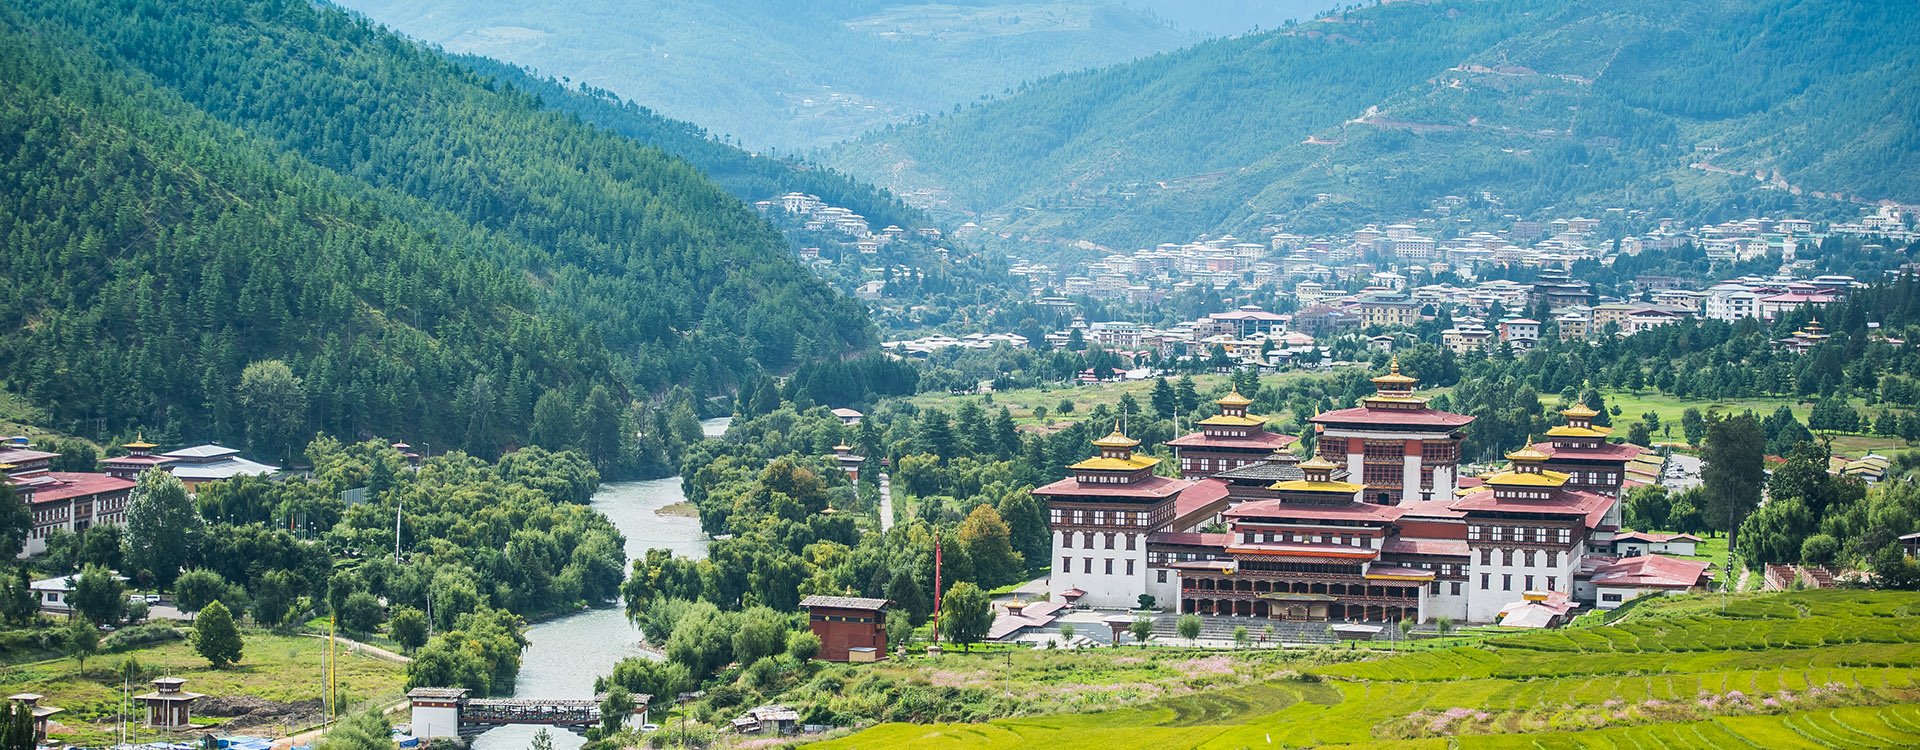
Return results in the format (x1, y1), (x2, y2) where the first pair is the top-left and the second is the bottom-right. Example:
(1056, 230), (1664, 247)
(799, 595), (889, 662)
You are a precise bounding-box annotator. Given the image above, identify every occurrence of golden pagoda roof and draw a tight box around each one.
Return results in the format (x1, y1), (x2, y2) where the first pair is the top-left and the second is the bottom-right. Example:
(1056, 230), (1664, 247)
(1299, 455), (1340, 471)
(1505, 442), (1551, 462)
(1091, 430), (1140, 449)
(1269, 478), (1367, 494)
(1371, 356), (1417, 386)
(1485, 468), (1572, 488)
(1198, 414), (1266, 427)
(1216, 390), (1253, 408)
(1560, 403), (1598, 418)
(1069, 454), (1161, 472)
(1544, 424), (1612, 438)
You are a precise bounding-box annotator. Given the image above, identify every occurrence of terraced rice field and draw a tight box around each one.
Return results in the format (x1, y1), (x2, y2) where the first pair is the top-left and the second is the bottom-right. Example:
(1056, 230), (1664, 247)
(813, 591), (1920, 748)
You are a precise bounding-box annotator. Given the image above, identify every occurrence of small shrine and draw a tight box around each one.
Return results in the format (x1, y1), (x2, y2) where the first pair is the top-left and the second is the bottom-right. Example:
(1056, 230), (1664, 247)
(134, 677), (204, 729)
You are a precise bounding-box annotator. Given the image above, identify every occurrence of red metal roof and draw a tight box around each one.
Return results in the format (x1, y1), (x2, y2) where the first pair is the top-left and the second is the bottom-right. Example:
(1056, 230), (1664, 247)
(1451, 488), (1614, 528)
(1172, 479), (1232, 521)
(1397, 499), (1468, 519)
(1311, 406), (1475, 428)
(0, 448), (58, 465)
(1225, 499), (1401, 523)
(1614, 531), (1703, 544)
(1227, 542), (1380, 560)
(1535, 441), (1643, 461)
(1381, 537), (1470, 557)
(15, 472), (135, 505)
(1165, 431), (1297, 449)
(1591, 555), (1710, 588)
(1148, 531), (1231, 549)
(1033, 474), (1191, 499)
(102, 455), (174, 466)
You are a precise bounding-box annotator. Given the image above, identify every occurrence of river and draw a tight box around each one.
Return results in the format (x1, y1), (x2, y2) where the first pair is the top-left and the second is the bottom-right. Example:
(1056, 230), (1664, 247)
(469, 417), (726, 750)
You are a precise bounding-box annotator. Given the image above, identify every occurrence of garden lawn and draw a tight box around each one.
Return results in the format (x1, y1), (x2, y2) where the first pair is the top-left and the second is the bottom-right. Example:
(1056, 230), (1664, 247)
(813, 590), (1920, 749)
(0, 630), (406, 746)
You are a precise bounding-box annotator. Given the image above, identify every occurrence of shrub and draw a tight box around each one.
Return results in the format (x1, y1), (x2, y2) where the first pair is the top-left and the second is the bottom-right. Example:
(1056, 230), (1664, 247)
(104, 623), (182, 651)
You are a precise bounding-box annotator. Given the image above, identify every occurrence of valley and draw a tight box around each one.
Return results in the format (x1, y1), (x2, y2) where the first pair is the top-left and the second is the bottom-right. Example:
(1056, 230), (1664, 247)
(1, 1), (1917, 749)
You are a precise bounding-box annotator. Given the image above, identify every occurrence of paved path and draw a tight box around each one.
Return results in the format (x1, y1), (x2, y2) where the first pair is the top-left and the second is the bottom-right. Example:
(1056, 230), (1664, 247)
(878, 472), (895, 531)
(301, 632), (411, 664)
(1663, 454), (1703, 492)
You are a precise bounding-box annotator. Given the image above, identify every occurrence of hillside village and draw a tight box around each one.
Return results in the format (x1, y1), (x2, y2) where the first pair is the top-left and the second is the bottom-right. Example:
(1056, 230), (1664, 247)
(870, 206), (1914, 366)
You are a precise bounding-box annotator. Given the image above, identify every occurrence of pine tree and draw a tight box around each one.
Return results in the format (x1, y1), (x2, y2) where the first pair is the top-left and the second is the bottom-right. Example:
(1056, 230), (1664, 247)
(192, 600), (245, 667)
(1150, 377), (1176, 420)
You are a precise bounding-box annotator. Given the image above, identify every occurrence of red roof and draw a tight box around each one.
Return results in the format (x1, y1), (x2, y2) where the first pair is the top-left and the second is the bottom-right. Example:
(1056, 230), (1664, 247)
(1451, 488), (1615, 528)
(1033, 474), (1191, 499)
(14, 472), (135, 504)
(1165, 431), (1297, 449)
(1172, 479), (1232, 521)
(0, 448), (58, 465)
(1614, 531), (1703, 544)
(1227, 542), (1379, 560)
(102, 455), (175, 467)
(1364, 565), (1436, 580)
(1591, 555), (1710, 589)
(1398, 499), (1468, 519)
(1148, 531), (1231, 549)
(1311, 406), (1475, 428)
(1381, 537), (1470, 557)
(1226, 499), (1401, 523)
(1536, 441), (1643, 462)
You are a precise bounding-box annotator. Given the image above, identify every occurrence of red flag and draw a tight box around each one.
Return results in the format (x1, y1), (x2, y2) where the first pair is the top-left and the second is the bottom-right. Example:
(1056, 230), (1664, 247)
(932, 531), (943, 644)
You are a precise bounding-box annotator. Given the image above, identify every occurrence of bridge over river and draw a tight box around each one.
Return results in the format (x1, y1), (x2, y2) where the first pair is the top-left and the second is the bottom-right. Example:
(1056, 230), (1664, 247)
(407, 688), (649, 741)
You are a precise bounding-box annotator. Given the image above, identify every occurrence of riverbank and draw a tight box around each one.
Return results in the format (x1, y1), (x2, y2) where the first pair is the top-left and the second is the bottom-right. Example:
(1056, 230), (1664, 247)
(468, 465), (715, 750)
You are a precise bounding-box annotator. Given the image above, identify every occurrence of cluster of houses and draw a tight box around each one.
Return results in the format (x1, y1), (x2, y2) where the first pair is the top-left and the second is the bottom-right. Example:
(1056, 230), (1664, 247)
(3, 437), (277, 558)
(756, 192), (943, 258)
(1018, 267), (1857, 373)
(1001, 207), (1903, 304)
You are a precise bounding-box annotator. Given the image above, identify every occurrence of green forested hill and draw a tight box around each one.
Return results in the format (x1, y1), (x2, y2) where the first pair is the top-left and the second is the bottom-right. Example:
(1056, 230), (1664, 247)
(451, 55), (926, 232)
(832, 0), (1920, 249)
(0, 0), (872, 457)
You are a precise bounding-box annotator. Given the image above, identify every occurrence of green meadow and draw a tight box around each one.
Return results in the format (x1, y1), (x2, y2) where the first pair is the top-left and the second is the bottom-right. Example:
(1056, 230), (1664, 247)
(812, 591), (1920, 748)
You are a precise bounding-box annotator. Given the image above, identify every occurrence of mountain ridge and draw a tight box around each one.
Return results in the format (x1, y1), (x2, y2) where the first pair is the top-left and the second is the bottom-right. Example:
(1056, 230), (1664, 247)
(829, 0), (1920, 251)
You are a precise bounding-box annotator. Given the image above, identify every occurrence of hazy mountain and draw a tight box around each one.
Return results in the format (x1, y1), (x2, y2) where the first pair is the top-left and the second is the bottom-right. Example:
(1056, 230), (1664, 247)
(329, 0), (1341, 151)
(828, 0), (1920, 251)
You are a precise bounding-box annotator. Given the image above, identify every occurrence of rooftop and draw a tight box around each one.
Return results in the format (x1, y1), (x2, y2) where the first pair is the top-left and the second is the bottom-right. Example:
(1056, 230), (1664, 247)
(1591, 554), (1710, 588)
(798, 595), (889, 611)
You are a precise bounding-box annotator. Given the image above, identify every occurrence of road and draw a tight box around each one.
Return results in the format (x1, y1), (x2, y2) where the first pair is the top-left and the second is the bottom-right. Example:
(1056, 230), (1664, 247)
(1662, 454), (1702, 492)
(878, 472), (894, 531)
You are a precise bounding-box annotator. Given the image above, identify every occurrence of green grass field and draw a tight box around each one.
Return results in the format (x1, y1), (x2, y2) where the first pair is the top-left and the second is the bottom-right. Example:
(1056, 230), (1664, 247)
(813, 591), (1920, 748)
(903, 375), (1237, 429)
(901, 370), (1352, 430)
(1540, 390), (1915, 458)
(0, 630), (406, 746)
